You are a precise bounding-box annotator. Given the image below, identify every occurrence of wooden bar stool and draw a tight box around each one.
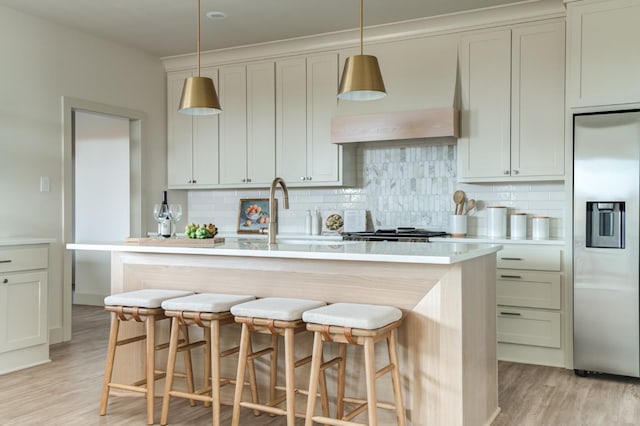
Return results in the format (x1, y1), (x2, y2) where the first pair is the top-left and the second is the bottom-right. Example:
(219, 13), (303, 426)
(159, 293), (257, 426)
(100, 288), (194, 425)
(230, 297), (329, 426)
(303, 303), (406, 426)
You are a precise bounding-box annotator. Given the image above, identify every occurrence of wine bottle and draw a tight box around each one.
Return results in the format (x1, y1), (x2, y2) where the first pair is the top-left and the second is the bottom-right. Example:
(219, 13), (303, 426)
(158, 191), (171, 238)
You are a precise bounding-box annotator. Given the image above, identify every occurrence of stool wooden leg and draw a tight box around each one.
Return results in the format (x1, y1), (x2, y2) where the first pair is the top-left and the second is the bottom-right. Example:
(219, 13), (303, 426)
(269, 333), (279, 405)
(363, 337), (378, 426)
(304, 331), (324, 426)
(181, 324), (196, 407)
(318, 351), (330, 419)
(247, 337), (261, 416)
(99, 312), (120, 416)
(231, 323), (251, 426)
(145, 315), (156, 425)
(284, 327), (296, 426)
(388, 330), (405, 426)
(204, 325), (212, 408)
(161, 318), (182, 425)
(210, 320), (221, 426)
(336, 343), (347, 420)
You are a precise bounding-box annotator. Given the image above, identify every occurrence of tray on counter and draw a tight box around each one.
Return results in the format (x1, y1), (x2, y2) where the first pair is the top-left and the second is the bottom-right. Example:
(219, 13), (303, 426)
(125, 237), (225, 247)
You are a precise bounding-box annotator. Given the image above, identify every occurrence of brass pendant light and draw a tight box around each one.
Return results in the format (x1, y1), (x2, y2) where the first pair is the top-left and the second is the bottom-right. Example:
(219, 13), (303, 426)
(179, 0), (222, 115)
(337, 0), (386, 101)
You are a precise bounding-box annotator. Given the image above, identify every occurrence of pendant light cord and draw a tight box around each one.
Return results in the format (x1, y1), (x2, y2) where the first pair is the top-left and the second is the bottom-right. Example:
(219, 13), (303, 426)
(359, 0), (364, 55)
(196, 0), (201, 77)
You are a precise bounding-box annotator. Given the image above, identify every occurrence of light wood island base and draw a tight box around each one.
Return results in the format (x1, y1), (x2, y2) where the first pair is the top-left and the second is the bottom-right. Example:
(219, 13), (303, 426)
(105, 249), (498, 426)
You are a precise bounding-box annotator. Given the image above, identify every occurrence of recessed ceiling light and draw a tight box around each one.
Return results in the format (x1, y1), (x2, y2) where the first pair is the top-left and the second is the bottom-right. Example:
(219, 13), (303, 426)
(206, 11), (227, 20)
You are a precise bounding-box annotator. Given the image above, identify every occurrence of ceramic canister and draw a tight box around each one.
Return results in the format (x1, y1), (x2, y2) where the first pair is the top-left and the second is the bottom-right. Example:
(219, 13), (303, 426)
(487, 206), (507, 238)
(532, 216), (550, 240)
(510, 213), (527, 239)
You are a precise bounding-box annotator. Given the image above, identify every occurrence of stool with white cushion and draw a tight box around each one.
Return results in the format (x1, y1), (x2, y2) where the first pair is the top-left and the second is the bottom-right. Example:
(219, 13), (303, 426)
(230, 297), (330, 426)
(303, 303), (406, 426)
(100, 288), (194, 425)
(159, 293), (258, 426)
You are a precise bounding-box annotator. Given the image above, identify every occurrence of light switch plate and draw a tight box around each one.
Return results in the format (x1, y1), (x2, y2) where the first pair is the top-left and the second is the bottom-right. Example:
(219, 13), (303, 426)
(40, 176), (50, 192)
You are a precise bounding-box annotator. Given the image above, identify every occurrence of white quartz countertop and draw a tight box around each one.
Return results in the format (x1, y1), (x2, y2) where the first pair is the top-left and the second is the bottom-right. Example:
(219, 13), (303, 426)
(67, 238), (501, 265)
(430, 235), (565, 246)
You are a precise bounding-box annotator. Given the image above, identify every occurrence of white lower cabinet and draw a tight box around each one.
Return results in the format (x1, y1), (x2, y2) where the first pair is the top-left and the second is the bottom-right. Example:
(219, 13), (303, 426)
(496, 245), (564, 366)
(0, 244), (49, 374)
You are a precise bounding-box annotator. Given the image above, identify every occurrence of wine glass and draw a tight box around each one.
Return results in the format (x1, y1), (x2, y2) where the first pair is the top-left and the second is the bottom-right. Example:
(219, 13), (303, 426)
(152, 204), (163, 238)
(169, 204), (183, 237)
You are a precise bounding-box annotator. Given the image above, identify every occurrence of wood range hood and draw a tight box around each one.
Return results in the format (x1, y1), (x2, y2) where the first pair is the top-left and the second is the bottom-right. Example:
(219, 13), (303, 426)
(331, 107), (459, 144)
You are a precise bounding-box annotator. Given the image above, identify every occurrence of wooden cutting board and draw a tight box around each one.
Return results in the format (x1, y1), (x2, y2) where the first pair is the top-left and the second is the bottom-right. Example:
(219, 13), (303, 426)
(125, 237), (225, 247)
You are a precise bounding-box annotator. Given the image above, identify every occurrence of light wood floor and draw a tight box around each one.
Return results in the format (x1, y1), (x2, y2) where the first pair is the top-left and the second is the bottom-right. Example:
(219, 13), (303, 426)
(0, 305), (639, 425)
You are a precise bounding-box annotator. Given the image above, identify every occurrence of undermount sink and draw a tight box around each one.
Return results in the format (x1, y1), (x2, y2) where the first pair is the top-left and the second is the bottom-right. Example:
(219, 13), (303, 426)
(277, 239), (357, 245)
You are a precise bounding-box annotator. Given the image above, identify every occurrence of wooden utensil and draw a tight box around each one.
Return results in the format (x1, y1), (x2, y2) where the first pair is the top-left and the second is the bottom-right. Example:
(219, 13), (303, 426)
(453, 190), (465, 215)
(464, 199), (476, 215)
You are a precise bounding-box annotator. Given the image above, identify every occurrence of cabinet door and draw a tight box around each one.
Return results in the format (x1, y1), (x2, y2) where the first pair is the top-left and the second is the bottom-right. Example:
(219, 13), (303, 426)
(219, 65), (248, 184)
(307, 53), (340, 183)
(511, 22), (565, 178)
(276, 57), (308, 182)
(568, 0), (640, 107)
(0, 271), (47, 353)
(191, 67), (220, 186)
(247, 62), (276, 184)
(167, 70), (194, 187)
(458, 30), (511, 180)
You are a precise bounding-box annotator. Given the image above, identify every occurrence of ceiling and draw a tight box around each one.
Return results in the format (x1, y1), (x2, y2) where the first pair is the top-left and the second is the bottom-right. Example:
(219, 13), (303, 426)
(0, 0), (528, 57)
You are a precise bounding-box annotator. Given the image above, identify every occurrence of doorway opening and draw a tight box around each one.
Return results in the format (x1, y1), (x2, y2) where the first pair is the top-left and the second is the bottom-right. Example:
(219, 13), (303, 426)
(61, 97), (144, 343)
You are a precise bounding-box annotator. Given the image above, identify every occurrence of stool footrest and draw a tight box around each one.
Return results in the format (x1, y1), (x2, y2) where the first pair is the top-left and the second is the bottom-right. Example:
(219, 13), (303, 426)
(220, 346), (240, 357)
(240, 401), (286, 416)
(294, 355), (312, 368)
(342, 396), (397, 410)
(116, 334), (146, 346)
(176, 340), (206, 352)
(247, 347), (274, 360)
(321, 356), (342, 371)
(108, 383), (147, 394)
(376, 363), (394, 378)
(169, 390), (212, 403)
(312, 415), (367, 426)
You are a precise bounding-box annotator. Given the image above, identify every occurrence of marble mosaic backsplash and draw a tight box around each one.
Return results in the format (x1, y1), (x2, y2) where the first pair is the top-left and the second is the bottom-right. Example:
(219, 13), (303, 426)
(188, 142), (565, 239)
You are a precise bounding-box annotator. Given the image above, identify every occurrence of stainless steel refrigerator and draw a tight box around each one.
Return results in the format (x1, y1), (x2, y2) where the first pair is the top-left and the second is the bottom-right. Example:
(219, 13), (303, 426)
(574, 110), (640, 377)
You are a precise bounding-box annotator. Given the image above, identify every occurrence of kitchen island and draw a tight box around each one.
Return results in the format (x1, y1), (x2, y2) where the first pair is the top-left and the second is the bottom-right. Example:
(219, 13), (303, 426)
(67, 239), (501, 425)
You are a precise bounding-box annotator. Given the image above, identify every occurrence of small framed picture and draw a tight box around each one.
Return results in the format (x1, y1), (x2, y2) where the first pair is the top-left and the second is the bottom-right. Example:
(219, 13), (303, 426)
(321, 210), (345, 235)
(237, 199), (273, 234)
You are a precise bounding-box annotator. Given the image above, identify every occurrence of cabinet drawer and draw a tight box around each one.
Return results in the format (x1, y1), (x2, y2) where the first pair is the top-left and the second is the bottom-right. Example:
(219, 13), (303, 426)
(497, 308), (561, 348)
(497, 246), (561, 271)
(0, 247), (48, 273)
(496, 269), (561, 309)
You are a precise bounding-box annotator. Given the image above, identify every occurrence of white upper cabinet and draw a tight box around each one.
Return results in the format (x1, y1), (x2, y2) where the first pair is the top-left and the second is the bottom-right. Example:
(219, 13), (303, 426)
(219, 62), (275, 186)
(276, 53), (355, 186)
(458, 29), (512, 180)
(458, 20), (565, 182)
(568, 0), (640, 108)
(167, 68), (220, 188)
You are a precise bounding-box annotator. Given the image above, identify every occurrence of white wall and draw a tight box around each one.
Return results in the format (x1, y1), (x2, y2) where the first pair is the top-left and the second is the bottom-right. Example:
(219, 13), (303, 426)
(0, 6), (167, 342)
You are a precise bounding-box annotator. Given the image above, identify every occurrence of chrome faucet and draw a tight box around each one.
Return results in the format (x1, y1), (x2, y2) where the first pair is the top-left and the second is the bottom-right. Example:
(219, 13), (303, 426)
(268, 177), (289, 244)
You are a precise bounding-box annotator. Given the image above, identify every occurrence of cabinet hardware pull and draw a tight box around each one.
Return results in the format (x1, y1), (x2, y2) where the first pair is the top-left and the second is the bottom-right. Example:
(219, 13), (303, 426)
(500, 275), (522, 279)
(500, 312), (521, 316)
(504, 170), (510, 175)
(0, 260), (11, 264)
(2, 278), (7, 284)
(512, 169), (519, 175)
(307, 176), (312, 181)
(500, 257), (523, 261)
(192, 179), (197, 184)
(300, 177), (306, 181)
(246, 178), (251, 183)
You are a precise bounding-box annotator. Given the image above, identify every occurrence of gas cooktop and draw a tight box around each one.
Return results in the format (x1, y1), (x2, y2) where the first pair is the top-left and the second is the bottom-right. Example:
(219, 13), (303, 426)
(342, 227), (448, 242)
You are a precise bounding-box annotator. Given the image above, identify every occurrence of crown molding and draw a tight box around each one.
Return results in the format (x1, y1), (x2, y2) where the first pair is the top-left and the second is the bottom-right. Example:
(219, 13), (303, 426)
(162, 0), (565, 71)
